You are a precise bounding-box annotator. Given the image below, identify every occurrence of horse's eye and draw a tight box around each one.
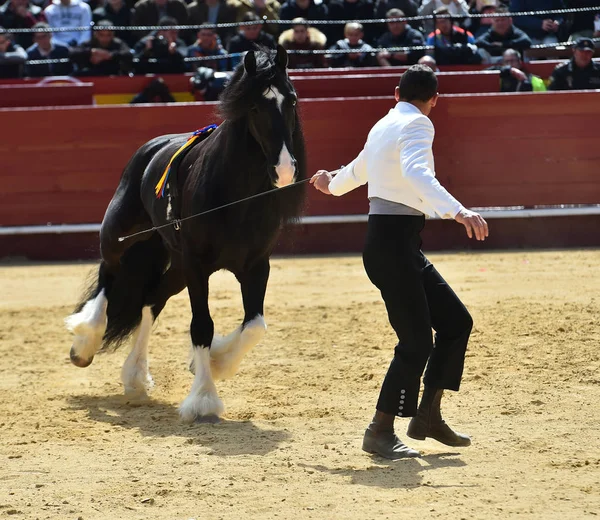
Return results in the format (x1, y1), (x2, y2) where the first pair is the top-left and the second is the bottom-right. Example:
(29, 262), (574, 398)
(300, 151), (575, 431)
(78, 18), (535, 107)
(291, 96), (297, 107)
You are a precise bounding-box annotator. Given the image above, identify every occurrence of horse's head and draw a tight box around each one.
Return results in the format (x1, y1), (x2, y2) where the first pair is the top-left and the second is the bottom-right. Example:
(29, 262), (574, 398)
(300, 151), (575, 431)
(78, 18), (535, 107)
(220, 45), (300, 189)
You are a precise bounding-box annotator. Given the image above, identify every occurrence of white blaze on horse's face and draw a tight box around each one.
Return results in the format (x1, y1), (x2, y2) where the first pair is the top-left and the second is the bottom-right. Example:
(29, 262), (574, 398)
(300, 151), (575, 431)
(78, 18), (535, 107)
(263, 86), (296, 188)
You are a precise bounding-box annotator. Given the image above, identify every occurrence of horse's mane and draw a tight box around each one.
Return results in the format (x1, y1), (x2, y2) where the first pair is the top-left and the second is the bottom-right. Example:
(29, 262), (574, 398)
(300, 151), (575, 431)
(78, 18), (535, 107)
(218, 45), (280, 121)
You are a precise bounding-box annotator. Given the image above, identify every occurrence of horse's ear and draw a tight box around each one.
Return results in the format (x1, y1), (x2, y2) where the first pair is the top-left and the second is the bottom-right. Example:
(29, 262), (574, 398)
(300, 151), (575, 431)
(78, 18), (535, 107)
(275, 45), (288, 70)
(244, 50), (256, 76)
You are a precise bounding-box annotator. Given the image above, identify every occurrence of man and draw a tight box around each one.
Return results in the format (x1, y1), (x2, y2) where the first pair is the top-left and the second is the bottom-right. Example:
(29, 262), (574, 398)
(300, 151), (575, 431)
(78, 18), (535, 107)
(43, 0), (92, 47)
(418, 54), (439, 71)
(71, 19), (132, 75)
(0, 26), (27, 77)
(134, 15), (186, 74)
(93, 0), (134, 46)
(376, 8), (425, 67)
(310, 64), (488, 460)
(327, 22), (377, 68)
(418, 0), (470, 35)
(187, 25), (228, 72)
(0, 0), (46, 49)
(132, 0), (188, 40)
(230, 0), (281, 38)
(278, 17), (326, 69)
(227, 12), (276, 69)
(25, 21), (73, 76)
(492, 48), (546, 92)
(475, 6), (531, 62)
(510, 0), (565, 46)
(426, 8), (481, 65)
(548, 37), (600, 90)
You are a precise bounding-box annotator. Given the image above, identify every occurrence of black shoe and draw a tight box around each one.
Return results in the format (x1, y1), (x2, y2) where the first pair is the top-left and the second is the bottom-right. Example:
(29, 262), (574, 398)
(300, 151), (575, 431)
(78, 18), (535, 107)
(406, 387), (471, 447)
(362, 428), (421, 460)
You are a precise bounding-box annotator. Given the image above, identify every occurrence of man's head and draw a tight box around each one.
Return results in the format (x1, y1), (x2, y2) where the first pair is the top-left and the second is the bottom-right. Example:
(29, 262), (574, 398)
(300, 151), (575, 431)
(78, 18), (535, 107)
(502, 48), (522, 68)
(396, 64), (439, 115)
(386, 9), (406, 36)
(296, 0), (310, 9)
(158, 16), (178, 43)
(291, 18), (309, 44)
(344, 22), (363, 45)
(0, 27), (11, 53)
(154, 0), (167, 7)
(240, 12), (262, 41)
(418, 54), (439, 72)
(491, 6), (513, 36)
(106, 0), (123, 9)
(197, 26), (218, 48)
(94, 20), (116, 48)
(32, 22), (52, 51)
(573, 37), (594, 69)
(434, 8), (453, 37)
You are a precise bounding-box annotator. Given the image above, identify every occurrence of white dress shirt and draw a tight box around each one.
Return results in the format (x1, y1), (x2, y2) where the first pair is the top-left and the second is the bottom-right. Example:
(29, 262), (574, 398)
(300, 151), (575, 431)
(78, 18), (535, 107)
(328, 101), (465, 220)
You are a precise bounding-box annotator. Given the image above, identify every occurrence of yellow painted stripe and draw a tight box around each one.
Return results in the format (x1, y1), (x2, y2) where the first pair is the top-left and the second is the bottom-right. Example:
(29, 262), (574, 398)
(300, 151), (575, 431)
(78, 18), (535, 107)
(94, 92), (196, 105)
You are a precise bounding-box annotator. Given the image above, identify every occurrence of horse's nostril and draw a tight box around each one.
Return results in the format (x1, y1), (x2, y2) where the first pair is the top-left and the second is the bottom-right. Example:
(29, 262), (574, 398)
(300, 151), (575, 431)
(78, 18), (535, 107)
(70, 347), (93, 368)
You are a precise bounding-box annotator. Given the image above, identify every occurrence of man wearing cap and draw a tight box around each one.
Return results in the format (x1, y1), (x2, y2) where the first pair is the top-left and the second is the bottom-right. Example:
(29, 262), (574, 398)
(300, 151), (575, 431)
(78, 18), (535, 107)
(548, 37), (600, 90)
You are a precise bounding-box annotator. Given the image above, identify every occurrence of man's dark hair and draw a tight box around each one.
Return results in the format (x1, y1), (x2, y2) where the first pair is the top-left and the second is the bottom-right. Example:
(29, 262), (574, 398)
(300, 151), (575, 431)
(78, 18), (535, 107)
(158, 16), (178, 26)
(398, 64), (438, 102)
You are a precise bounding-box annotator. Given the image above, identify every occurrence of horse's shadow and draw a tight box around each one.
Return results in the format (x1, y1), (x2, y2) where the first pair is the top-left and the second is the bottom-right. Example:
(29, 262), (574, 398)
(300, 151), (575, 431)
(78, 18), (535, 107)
(67, 393), (289, 457)
(297, 452), (472, 489)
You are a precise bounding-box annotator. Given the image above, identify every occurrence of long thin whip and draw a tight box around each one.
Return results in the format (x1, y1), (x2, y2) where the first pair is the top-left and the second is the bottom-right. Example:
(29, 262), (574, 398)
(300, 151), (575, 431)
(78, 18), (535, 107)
(118, 176), (321, 242)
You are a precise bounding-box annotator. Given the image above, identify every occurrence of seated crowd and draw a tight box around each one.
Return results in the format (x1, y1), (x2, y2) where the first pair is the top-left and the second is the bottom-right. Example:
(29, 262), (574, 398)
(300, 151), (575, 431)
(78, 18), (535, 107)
(0, 0), (598, 90)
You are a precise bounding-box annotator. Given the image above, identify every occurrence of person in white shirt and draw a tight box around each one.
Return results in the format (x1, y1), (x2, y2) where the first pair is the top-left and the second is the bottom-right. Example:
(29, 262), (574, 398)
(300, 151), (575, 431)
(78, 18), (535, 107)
(44, 0), (92, 47)
(310, 64), (488, 460)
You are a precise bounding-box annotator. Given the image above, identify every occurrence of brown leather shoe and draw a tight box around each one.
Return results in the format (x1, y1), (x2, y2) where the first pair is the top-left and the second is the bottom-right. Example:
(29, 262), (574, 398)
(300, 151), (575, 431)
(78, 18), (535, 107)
(407, 387), (471, 447)
(362, 428), (421, 460)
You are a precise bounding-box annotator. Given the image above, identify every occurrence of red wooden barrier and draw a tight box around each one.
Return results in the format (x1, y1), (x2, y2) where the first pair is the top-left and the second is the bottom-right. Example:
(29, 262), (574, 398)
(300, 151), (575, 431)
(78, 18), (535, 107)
(0, 83), (95, 107)
(1, 90), (599, 234)
(293, 71), (500, 98)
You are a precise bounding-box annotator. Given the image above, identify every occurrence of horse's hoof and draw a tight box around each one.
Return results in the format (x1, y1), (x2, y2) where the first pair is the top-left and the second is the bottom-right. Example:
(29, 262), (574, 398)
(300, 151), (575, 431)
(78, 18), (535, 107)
(194, 414), (221, 424)
(70, 347), (93, 368)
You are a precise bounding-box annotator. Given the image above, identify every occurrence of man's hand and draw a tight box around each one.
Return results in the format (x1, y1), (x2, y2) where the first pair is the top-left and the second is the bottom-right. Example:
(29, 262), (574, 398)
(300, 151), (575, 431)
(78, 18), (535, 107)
(510, 67), (527, 81)
(455, 208), (489, 241)
(310, 170), (333, 195)
(90, 48), (112, 64)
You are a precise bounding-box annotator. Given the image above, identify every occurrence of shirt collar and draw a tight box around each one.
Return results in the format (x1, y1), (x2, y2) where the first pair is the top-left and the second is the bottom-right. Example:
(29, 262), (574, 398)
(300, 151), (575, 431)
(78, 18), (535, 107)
(395, 101), (422, 115)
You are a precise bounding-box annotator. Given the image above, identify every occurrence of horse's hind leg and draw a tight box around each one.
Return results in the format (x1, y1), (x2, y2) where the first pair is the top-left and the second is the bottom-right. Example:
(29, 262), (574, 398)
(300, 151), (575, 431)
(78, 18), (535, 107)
(121, 262), (186, 396)
(210, 257), (269, 380)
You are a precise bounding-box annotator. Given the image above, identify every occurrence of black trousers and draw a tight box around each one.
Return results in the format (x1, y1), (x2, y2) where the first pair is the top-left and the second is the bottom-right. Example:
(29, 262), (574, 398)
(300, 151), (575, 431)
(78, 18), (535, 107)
(362, 215), (473, 418)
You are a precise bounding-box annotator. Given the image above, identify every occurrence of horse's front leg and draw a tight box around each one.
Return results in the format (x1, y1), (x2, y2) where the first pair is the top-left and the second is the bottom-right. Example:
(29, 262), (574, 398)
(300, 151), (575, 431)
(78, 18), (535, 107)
(210, 257), (269, 380)
(179, 263), (224, 423)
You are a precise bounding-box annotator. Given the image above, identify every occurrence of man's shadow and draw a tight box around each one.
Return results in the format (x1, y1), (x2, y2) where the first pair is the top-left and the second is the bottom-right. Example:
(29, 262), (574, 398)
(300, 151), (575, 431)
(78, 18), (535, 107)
(67, 393), (289, 457)
(297, 451), (472, 489)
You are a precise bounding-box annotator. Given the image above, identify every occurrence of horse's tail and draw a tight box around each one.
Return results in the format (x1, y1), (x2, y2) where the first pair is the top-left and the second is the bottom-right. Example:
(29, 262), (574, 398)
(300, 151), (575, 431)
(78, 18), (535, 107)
(101, 233), (169, 351)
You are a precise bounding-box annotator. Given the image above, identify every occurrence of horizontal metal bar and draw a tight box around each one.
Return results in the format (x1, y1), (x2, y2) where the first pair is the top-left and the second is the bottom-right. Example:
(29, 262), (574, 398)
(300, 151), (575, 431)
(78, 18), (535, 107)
(1, 206), (598, 236)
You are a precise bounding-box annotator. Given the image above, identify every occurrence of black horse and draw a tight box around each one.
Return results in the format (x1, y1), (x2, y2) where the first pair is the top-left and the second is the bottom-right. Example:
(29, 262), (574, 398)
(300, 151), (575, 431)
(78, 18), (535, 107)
(65, 45), (306, 423)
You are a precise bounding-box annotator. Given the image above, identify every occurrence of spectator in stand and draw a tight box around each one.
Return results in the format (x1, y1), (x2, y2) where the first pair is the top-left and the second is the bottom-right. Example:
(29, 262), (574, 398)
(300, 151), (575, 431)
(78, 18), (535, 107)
(278, 17), (326, 69)
(418, 0), (470, 35)
(374, 0), (419, 30)
(327, 22), (378, 68)
(227, 12), (276, 69)
(25, 21), (72, 76)
(488, 48), (546, 90)
(548, 37), (600, 90)
(134, 15), (186, 74)
(187, 25), (228, 72)
(93, 0), (134, 47)
(376, 8), (425, 67)
(231, 0), (281, 38)
(0, 25), (27, 77)
(132, 0), (188, 41)
(327, 0), (376, 46)
(426, 8), (481, 65)
(475, 6), (531, 63)
(418, 54), (439, 71)
(565, 1), (600, 43)
(44, 0), (92, 47)
(187, 0), (237, 48)
(510, 0), (566, 46)
(71, 19), (132, 75)
(279, 0), (327, 32)
(466, 0), (498, 40)
(0, 0), (46, 49)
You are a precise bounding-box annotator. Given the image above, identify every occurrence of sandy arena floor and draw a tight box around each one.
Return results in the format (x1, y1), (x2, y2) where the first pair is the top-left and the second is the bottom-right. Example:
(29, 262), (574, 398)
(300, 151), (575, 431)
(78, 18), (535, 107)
(1, 249), (599, 519)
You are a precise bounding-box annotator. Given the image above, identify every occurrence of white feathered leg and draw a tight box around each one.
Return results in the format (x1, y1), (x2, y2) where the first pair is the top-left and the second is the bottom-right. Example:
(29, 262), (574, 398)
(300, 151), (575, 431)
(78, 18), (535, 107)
(179, 346), (224, 423)
(210, 315), (266, 380)
(121, 306), (154, 396)
(65, 289), (108, 367)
